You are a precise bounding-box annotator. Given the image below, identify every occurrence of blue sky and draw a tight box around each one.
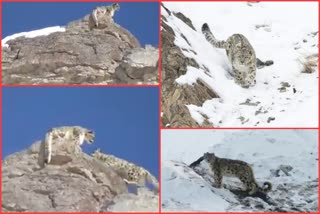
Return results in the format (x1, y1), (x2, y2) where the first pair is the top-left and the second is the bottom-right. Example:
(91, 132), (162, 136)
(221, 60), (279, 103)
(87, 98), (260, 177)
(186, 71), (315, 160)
(2, 87), (159, 177)
(2, 2), (159, 46)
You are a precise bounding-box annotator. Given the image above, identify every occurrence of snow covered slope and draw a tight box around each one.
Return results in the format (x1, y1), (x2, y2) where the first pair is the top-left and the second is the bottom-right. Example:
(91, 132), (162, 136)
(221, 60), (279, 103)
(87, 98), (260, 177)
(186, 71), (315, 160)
(2, 26), (65, 48)
(161, 130), (318, 211)
(162, 2), (318, 127)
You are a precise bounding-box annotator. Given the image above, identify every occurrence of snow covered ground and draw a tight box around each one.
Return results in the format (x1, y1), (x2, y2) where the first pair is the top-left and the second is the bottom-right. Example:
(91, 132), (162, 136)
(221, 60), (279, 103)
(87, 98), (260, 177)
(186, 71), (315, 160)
(2, 26), (65, 48)
(161, 130), (318, 212)
(162, 2), (318, 127)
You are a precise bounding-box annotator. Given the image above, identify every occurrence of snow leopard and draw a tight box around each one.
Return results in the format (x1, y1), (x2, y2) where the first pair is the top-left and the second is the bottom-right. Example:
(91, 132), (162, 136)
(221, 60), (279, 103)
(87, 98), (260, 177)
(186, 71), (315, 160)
(203, 152), (272, 195)
(202, 23), (257, 88)
(92, 149), (159, 192)
(44, 126), (95, 165)
(92, 3), (120, 27)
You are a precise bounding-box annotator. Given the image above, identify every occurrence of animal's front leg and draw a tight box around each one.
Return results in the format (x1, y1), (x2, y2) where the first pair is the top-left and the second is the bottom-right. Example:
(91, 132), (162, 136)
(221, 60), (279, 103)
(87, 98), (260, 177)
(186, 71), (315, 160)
(45, 131), (53, 164)
(233, 68), (243, 85)
(213, 171), (223, 188)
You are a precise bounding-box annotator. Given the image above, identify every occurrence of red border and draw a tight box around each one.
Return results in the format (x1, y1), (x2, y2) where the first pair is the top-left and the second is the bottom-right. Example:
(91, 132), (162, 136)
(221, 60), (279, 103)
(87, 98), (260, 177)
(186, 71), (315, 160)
(161, 0), (318, 1)
(160, 0), (320, 130)
(318, 1), (320, 130)
(318, 129), (320, 212)
(2, 84), (160, 87)
(0, 93), (2, 211)
(159, 1), (319, 213)
(1, 0), (160, 2)
(158, 2), (163, 212)
(1, 1), (3, 210)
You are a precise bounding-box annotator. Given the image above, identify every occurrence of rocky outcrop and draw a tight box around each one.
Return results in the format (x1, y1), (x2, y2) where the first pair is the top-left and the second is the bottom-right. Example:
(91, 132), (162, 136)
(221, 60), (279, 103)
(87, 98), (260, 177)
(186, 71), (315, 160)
(2, 12), (158, 84)
(2, 141), (158, 212)
(112, 45), (158, 84)
(104, 188), (159, 212)
(161, 4), (217, 127)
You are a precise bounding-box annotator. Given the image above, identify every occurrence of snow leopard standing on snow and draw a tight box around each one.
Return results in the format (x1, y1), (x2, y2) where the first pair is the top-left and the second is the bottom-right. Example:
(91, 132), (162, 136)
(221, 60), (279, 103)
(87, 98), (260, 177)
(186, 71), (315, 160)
(202, 23), (257, 88)
(199, 152), (272, 195)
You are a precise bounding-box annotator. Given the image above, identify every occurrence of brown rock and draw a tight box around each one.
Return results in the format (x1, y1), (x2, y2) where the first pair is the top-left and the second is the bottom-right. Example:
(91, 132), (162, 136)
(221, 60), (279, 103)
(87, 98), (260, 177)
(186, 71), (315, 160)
(161, 8), (218, 128)
(2, 12), (158, 84)
(2, 140), (158, 212)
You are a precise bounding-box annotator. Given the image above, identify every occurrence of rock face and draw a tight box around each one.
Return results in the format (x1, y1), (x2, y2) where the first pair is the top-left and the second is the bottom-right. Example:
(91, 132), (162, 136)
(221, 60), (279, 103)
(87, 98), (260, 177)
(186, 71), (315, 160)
(161, 4), (217, 128)
(2, 12), (158, 84)
(112, 45), (159, 84)
(104, 188), (159, 212)
(2, 141), (158, 212)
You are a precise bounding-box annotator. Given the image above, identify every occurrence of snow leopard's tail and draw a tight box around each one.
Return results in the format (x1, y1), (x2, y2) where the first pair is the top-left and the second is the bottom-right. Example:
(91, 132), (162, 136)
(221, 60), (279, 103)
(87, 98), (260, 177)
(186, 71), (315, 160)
(92, 8), (99, 27)
(146, 172), (159, 192)
(201, 23), (226, 49)
(258, 181), (272, 193)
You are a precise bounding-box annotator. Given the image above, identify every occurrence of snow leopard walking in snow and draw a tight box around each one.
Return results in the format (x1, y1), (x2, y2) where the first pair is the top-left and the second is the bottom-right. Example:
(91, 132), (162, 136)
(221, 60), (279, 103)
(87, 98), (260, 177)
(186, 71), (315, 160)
(202, 152), (272, 195)
(202, 23), (258, 88)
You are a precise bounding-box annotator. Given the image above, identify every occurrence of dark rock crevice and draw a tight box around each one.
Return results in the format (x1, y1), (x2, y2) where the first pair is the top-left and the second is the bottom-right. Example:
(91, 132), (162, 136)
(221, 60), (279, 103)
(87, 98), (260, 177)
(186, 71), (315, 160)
(161, 6), (218, 128)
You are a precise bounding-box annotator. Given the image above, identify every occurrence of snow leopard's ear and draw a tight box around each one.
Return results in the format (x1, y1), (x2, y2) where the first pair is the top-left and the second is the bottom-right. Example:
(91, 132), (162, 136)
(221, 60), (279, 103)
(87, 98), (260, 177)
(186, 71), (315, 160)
(85, 129), (95, 144)
(113, 3), (120, 10)
(203, 152), (209, 159)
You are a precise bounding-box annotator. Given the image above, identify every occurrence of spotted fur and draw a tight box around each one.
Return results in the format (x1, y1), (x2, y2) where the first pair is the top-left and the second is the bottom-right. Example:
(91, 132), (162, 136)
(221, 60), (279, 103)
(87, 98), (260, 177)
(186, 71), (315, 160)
(202, 23), (257, 88)
(92, 149), (158, 192)
(44, 126), (94, 165)
(204, 152), (272, 195)
(92, 3), (120, 27)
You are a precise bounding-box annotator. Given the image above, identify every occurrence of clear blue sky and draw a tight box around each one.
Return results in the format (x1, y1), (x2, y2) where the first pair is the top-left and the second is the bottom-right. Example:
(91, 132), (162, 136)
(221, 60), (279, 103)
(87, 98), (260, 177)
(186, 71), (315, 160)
(2, 2), (159, 46)
(2, 87), (159, 177)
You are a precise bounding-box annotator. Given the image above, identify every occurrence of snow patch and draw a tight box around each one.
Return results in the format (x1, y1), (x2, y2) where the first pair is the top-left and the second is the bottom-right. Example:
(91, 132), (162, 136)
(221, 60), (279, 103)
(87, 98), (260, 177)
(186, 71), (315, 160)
(2, 26), (65, 48)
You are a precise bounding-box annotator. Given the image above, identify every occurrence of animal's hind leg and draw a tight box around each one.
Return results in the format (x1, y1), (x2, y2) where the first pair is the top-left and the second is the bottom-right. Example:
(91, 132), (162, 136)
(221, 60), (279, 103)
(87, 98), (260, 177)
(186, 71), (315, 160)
(240, 176), (257, 195)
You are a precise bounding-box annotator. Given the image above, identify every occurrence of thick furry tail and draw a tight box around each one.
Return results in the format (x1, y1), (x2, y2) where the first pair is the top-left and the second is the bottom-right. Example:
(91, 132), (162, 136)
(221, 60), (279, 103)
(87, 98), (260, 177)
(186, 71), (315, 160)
(146, 173), (159, 192)
(92, 8), (99, 27)
(189, 156), (204, 168)
(201, 23), (225, 49)
(256, 58), (274, 69)
(260, 181), (272, 193)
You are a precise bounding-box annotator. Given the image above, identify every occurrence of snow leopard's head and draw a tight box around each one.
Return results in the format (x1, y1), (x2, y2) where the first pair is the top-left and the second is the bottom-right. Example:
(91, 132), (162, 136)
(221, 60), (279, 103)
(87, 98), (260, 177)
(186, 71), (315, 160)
(84, 129), (95, 144)
(203, 152), (216, 162)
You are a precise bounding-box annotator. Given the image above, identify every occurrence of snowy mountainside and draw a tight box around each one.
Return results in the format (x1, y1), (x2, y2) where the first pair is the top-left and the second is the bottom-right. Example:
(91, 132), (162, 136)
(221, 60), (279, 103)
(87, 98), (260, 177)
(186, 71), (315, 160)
(2, 26), (66, 48)
(161, 130), (318, 211)
(162, 2), (318, 127)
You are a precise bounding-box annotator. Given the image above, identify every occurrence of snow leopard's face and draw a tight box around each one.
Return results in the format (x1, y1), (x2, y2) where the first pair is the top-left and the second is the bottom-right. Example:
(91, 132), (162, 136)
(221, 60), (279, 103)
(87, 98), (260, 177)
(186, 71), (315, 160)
(233, 48), (254, 68)
(203, 152), (216, 162)
(84, 129), (95, 144)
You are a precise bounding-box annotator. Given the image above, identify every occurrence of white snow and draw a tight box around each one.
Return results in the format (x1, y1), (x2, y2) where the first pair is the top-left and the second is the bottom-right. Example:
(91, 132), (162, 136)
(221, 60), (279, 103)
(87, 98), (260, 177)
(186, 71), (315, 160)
(161, 130), (318, 211)
(163, 2), (318, 127)
(2, 26), (65, 48)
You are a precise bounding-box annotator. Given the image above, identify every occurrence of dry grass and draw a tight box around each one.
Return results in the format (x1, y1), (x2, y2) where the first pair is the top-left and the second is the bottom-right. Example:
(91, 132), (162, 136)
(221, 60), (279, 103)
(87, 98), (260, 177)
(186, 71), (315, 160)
(299, 53), (318, 73)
